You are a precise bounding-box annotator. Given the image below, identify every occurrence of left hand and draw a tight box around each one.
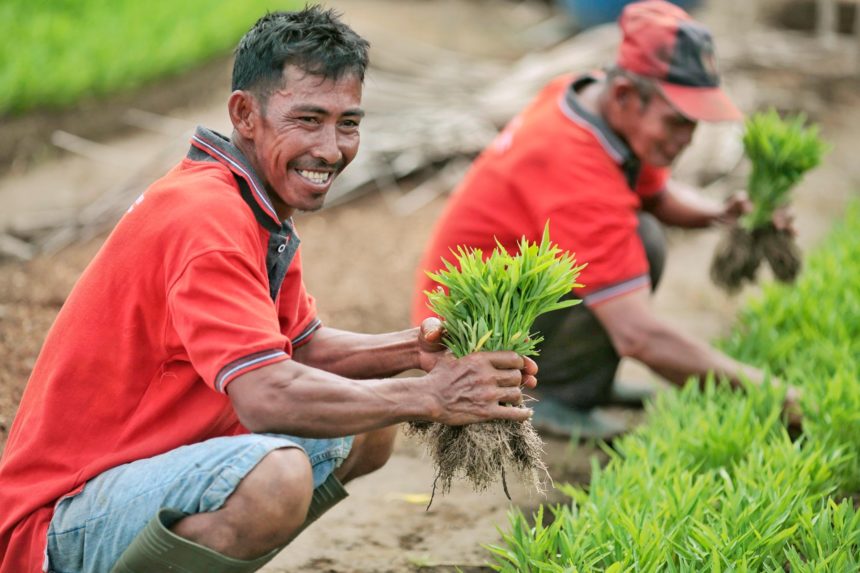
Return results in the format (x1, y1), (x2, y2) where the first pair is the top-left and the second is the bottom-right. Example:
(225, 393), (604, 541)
(416, 317), (538, 390)
(716, 191), (752, 225)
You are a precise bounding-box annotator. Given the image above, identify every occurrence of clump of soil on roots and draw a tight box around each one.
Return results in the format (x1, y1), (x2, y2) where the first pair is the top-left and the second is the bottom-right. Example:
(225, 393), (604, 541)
(711, 223), (801, 292)
(406, 413), (548, 507)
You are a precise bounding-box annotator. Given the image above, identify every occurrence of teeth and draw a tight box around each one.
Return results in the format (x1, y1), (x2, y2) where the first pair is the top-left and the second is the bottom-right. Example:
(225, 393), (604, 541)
(297, 170), (331, 184)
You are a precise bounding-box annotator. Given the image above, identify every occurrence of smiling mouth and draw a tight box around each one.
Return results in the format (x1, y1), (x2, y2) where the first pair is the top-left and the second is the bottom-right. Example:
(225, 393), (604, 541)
(296, 169), (333, 185)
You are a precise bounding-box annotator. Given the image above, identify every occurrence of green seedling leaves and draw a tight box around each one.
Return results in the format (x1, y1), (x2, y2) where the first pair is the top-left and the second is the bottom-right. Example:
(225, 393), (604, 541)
(425, 221), (584, 358)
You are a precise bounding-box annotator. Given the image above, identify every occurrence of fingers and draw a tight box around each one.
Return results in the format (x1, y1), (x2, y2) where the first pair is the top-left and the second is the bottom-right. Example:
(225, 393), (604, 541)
(772, 209), (796, 235)
(482, 349), (526, 370)
(489, 403), (533, 423)
(469, 352), (538, 389)
(522, 356), (539, 377)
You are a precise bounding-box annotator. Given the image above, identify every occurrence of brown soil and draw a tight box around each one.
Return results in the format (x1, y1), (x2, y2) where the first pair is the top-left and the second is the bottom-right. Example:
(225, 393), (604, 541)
(2, 1), (859, 571)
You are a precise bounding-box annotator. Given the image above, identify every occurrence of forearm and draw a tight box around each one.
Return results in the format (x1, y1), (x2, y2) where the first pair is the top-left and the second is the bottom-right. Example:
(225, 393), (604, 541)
(631, 326), (763, 388)
(645, 181), (723, 229)
(292, 326), (421, 379)
(229, 360), (437, 437)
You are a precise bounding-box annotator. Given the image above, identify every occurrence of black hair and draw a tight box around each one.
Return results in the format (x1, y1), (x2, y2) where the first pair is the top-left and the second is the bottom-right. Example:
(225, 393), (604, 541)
(232, 5), (370, 104)
(606, 65), (658, 105)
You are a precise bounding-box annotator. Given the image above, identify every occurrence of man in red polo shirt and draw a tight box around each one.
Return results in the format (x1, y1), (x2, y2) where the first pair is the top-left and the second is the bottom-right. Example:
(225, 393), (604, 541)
(0, 7), (537, 573)
(412, 0), (790, 438)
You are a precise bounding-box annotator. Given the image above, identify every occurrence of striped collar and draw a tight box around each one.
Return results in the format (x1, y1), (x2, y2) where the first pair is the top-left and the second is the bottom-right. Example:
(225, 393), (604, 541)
(559, 74), (641, 189)
(189, 126), (283, 229)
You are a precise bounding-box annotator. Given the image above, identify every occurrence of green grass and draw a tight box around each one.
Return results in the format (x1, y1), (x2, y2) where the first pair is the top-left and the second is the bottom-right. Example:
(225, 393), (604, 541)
(0, 0), (300, 116)
(489, 201), (860, 571)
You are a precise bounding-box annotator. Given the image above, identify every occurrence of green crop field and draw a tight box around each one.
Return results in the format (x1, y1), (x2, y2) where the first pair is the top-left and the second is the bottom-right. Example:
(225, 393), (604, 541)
(490, 202), (860, 571)
(0, 0), (300, 116)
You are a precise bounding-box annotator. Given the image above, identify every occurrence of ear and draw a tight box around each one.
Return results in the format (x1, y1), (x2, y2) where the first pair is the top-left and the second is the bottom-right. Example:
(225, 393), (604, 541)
(228, 90), (259, 139)
(609, 76), (642, 112)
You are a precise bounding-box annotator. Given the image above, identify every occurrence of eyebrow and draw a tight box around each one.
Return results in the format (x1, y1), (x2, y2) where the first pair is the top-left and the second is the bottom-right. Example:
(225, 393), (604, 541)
(290, 104), (365, 118)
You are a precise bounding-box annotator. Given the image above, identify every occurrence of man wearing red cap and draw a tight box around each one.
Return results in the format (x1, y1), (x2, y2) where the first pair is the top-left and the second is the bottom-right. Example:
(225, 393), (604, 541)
(412, 0), (785, 438)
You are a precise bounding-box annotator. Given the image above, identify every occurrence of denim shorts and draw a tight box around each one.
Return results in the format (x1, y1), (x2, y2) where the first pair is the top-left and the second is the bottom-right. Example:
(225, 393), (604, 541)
(45, 433), (353, 573)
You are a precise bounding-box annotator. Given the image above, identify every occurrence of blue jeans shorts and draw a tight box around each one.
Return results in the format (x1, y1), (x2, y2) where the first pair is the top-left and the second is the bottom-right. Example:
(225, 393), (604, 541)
(45, 433), (353, 573)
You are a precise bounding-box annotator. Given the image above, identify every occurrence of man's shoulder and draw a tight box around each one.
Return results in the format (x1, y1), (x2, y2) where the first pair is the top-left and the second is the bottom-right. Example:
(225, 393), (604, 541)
(119, 159), (262, 260)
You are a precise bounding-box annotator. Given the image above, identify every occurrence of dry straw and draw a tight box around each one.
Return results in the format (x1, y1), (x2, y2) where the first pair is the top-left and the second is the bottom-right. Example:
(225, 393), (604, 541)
(409, 222), (584, 504)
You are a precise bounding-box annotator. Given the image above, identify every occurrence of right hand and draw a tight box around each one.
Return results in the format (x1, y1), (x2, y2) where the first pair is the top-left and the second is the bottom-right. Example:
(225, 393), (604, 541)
(425, 350), (536, 426)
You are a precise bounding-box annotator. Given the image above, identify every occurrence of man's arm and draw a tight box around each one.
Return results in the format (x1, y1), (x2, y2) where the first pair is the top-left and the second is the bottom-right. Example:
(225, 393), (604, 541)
(290, 325), (425, 379)
(226, 347), (535, 438)
(591, 288), (762, 387)
(643, 180), (736, 229)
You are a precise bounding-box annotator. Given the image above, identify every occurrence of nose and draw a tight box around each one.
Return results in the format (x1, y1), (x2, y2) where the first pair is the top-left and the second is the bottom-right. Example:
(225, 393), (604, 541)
(311, 125), (343, 166)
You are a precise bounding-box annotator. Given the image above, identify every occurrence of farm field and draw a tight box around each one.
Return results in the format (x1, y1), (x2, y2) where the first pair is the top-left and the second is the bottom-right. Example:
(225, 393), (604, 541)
(2, 0), (860, 571)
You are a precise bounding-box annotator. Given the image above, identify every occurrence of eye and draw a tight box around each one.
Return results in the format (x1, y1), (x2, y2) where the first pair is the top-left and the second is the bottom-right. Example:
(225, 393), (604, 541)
(298, 116), (321, 125)
(339, 119), (361, 131)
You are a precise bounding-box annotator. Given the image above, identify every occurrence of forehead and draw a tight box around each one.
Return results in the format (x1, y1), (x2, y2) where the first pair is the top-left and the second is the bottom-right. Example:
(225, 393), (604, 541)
(268, 64), (363, 110)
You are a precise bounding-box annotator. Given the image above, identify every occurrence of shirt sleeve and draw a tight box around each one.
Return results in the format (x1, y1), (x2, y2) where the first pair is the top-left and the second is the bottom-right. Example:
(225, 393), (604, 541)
(635, 165), (670, 199)
(545, 201), (651, 306)
(533, 159), (651, 307)
(168, 249), (290, 393)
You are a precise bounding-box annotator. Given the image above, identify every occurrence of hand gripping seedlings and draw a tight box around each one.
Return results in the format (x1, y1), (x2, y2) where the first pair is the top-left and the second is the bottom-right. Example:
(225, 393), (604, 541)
(409, 222), (584, 505)
(711, 109), (828, 292)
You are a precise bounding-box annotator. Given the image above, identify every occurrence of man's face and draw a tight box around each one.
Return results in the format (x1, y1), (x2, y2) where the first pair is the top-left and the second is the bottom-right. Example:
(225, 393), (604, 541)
(250, 65), (363, 216)
(624, 90), (697, 167)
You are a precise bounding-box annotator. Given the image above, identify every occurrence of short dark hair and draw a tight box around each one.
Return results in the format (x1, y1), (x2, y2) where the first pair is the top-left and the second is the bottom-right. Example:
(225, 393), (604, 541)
(232, 6), (370, 102)
(606, 65), (658, 105)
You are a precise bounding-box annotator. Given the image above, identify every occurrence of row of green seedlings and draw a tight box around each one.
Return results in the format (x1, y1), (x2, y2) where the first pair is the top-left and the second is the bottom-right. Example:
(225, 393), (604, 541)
(489, 201), (860, 571)
(0, 0), (299, 115)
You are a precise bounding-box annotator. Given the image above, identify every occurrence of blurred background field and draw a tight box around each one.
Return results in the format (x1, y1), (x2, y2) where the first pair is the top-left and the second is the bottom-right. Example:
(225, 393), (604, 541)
(0, 0), (299, 116)
(2, 0), (860, 571)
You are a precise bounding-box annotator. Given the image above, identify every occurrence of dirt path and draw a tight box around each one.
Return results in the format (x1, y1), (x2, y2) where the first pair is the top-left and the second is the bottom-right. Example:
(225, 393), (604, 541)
(1, 1), (859, 572)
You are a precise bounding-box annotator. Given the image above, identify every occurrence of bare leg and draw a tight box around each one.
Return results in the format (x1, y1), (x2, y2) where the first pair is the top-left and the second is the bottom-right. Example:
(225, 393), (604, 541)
(170, 447), (313, 560)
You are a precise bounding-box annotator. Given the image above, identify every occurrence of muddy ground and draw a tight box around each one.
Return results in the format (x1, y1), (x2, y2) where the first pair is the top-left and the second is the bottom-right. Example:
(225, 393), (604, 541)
(2, 0), (859, 571)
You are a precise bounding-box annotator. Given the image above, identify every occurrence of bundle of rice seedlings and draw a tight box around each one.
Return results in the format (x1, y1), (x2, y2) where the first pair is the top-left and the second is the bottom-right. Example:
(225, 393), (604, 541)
(711, 109), (827, 292)
(409, 222), (584, 504)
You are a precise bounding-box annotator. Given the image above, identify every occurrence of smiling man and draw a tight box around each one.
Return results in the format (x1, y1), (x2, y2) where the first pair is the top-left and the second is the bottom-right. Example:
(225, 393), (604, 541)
(412, 0), (789, 439)
(0, 7), (538, 573)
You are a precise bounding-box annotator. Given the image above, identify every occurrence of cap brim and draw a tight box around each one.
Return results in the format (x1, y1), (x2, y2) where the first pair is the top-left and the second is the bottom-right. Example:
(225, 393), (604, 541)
(659, 82), (744, 123)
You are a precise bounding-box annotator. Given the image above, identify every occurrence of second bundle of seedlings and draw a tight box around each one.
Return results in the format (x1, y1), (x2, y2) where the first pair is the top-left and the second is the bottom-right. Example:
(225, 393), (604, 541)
(711, 109), (827, 292)
(409, 223), (584, 504)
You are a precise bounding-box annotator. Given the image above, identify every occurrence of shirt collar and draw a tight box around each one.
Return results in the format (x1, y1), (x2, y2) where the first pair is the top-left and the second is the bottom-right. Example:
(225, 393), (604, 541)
(188, 126), (283, 229)
(559, 74), (641, 189)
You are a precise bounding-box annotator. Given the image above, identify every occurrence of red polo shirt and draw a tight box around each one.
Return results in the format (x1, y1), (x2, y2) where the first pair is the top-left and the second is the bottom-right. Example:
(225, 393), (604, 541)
(412, 73), (669, 323)
(0, 127), (321, 572)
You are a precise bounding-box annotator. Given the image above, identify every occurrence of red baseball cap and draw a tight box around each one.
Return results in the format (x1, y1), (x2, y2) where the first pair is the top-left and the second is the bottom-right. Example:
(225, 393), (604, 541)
(617, 0), (743, 122)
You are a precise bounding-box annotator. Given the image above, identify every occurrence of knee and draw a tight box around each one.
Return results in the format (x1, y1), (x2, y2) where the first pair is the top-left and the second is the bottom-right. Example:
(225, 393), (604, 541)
(361, 427), (396, 473)
(238, 447), (314, 539)
(637, 212), (666, 289)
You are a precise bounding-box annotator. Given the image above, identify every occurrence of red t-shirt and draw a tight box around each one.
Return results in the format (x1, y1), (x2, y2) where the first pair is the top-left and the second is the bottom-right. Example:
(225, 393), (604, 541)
(0, 128), (320, 572)
(411, 74), (669, 324)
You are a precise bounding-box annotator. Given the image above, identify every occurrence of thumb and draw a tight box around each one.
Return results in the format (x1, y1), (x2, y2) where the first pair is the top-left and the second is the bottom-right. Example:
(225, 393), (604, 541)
(420, 316), (443, 344)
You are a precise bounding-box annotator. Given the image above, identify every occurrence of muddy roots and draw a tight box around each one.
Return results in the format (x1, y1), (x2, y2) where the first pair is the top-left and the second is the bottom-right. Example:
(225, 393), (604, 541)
(710, 225), (762, 292)
(756, 225), (802, 282)
(406, 416), (548, 507)
(711, 223), (803, 292)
